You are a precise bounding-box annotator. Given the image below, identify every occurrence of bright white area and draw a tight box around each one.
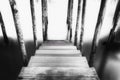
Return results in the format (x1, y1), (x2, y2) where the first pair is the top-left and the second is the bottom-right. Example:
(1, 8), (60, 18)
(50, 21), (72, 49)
(47, 0), (68, 40)
(71, 0), (78, 42)
(0, 0), (17, 39)
(33, 0), (43, 42)
(0, 0), (118, 42)
(83, 0), (101, 42)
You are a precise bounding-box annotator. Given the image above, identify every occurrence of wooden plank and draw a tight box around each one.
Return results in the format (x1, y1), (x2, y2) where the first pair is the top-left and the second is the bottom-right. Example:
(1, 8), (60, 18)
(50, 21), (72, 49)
(18, 77), (99, 80)
(41, 40), (73, 46)
(39, 46), (77, 50)
(35, 49), (81, 56)
(28, 56), (89, 67)
(35, 54), (81, 57)
(28, 62), (89, 67)
(35, 50), (81, 54)
(29, 56), (87, 63)
(18, 67), (98, 79)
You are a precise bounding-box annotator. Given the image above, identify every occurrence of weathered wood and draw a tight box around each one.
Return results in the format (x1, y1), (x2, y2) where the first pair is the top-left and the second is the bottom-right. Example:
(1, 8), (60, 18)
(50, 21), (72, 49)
(28, 56), (89, 67)
(39, 45), (77, 50)
(98, 0), (120, 79)
(89, 0), (107, 67)
(35, 49), (81, 56)
(0, 12), (9, 45)
(41, 0), (48, 41)
(35, 50), (81, 55)
(28, 62), (89, 67)
(66, 0), (74, 42)
(74, 0), (81, 46)
(18, 40), (99, 80)
(9, 0), (28, 65)
(41, 40), (73, 46)
(18, 67), (99, 80)
(35, 54), (81, 57)
(79, 0), (86, 51)
(30, 0), (38, 48)
(29, 56), (87, 63)
(19, 67), (97, 77)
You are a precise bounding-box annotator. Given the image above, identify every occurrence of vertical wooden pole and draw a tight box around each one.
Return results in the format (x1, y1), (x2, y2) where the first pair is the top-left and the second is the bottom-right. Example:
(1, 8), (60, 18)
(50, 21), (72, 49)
(67, 0), (73, 42)
(9, 0), (28, 65)
(30, 0), (38, 48)
(0, 12), (9, 45)
(98, 0), (120, 79)
(89, 0), (107, 67)
(41, 0), (48, 41)
(74, 0), (81, 46)
(79, 0), (86, 51)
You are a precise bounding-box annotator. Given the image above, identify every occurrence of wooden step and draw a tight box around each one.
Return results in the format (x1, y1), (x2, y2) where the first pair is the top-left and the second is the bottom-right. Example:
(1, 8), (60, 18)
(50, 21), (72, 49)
(28, 56), (89, 67)
(28, 61), (89, 67)
(18, 67), (99, 80)
(35, 50), (81, 56)
(35, 54), (81, 56)
(35, 50), (81, 54)
(18, 40), (100, 80)
(39, 46), (77, 50)
(29, 56), (87, 63)
(41, 40), (73, 46)
(18, 77), (99, 80)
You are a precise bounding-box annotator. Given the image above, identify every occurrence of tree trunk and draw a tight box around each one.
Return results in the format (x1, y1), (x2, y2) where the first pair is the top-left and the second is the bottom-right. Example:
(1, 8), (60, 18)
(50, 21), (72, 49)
(74, 0), (81, 46)
(89, 0), (107, 67)
(30, 0), (38, 48)
(9, 0), (28, 65)
(66, 0), (73, 42)
(98, 0), (120, 79)
(41, 0), (48, 41)
(79, 0), (86, 51)
(0, 12), (9, 45)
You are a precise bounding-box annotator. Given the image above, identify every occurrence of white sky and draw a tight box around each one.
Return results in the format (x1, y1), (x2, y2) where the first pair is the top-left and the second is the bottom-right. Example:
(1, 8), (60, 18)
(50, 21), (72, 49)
(0, 0), (118, 42)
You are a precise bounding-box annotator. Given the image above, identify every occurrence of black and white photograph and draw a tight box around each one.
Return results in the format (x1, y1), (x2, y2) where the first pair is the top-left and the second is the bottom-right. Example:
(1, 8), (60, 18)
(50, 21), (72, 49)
(0, 0), (120, 80)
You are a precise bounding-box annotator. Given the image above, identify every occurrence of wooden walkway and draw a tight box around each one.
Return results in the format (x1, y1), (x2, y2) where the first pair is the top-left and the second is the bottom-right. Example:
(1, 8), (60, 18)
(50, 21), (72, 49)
(18, 40), (99, 80)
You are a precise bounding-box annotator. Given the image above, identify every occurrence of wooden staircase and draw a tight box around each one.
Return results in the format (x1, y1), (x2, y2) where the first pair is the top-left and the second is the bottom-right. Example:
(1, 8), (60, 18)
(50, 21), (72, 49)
(18, 40), (99, 80)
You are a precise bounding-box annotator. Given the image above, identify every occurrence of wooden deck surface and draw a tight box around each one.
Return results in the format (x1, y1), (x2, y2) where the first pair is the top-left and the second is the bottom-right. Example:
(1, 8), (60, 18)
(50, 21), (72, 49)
(18, 40), (99, 80)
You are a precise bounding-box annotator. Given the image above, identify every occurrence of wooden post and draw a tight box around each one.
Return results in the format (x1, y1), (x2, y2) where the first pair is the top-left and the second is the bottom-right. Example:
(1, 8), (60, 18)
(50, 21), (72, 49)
(79, 0), (86, 51)
(41, 0), (48, 41)
(89, 0), (107, 67)
(30, 0), (38, 48)
(98, 0), (120, 79)
(74, 0), (81, 46)
(9, 0), (28, 65)
(66, 0), (73, 42)
(0, 12), (9, 45)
